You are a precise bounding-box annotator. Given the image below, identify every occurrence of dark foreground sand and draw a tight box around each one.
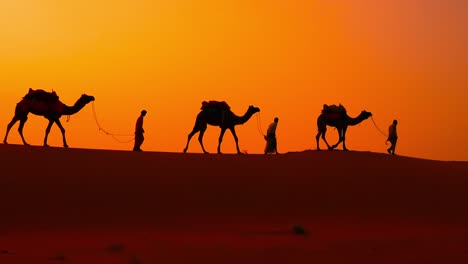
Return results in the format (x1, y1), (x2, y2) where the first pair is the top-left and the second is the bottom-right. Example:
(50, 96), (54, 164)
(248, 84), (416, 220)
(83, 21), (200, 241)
(1, 144), (467, 263)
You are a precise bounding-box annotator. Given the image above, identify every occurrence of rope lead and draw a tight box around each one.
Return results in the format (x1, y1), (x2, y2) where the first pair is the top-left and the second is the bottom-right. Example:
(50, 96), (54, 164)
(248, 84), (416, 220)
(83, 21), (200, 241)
(256, 112), (265, 137)
(91, 102), (135, 143)
(371, 116), (388, 138)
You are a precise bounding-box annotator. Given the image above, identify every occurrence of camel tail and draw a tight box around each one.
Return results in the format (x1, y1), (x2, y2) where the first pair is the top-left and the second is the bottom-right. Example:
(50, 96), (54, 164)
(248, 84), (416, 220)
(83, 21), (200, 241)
(316, 114), (324, 125)
(14, 101), (25, 116)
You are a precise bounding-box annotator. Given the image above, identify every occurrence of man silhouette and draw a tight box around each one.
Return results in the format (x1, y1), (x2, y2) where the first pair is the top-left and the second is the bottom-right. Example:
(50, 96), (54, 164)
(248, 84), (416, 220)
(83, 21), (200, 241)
(133, 110), (147, 151)
(386, 119), (398, 155)
(264, 117), (279, 154)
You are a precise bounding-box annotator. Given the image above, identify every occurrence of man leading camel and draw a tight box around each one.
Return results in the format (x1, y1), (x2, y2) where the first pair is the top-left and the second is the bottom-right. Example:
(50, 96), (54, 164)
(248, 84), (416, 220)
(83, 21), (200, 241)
(133, 110), (147, 151)
(386, 119), (398, 155)
(264, 117), (279, 154)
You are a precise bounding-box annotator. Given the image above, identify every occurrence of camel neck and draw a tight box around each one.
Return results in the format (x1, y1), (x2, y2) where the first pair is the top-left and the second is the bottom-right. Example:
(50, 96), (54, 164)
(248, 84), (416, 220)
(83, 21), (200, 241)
(62, 99), (86, 115)
(348, 114), (365, 126)
(236, 110), (254, 125)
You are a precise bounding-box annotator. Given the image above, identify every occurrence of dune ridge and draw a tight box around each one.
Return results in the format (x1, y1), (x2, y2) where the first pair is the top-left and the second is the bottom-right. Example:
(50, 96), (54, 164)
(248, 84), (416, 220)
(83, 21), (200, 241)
(1, 144), (467, 263)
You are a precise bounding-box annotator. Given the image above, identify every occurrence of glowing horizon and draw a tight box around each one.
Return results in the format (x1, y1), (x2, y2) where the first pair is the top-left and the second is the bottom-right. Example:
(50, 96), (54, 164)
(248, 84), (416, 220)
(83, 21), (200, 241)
(1, 0), (467, 161)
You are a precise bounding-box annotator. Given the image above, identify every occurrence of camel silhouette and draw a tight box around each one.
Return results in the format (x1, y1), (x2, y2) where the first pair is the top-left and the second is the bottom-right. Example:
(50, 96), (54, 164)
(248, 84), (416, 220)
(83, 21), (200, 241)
(3, 89), (95, 147)
(316, 108), (372, 151)
(183, 103), (260, 154)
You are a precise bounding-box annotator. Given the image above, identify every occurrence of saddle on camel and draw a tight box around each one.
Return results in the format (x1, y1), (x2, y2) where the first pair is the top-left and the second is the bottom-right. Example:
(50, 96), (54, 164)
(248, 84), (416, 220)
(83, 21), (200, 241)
(201, 100), (230, 111)
(321, 103), (347, 120)
(201, 100), (231, 123)
(24, 88), (59, 102)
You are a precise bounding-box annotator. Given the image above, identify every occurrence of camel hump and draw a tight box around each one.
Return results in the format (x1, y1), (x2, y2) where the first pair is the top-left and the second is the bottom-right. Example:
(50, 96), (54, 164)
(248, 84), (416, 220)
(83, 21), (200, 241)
(322, 103), (347, 114)
(201, 100), (230, 111)
(321, 104), (347, 120)
(24, 88), (59, 102)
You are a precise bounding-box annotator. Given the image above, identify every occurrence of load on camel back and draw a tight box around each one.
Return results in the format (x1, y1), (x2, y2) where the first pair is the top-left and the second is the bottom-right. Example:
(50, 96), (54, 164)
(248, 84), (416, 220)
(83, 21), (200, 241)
(24, 88), (59, 102)
(20, 88), (63, 113)
(200, 100), (231, 124)
(201, 100), (230, 111)
(321, 103), (347, 120)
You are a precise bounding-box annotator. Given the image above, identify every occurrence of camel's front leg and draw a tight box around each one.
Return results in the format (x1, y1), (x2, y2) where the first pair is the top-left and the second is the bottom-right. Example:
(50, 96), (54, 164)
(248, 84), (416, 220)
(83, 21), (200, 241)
(217, 128), (227, 154)
(331, 128), (343, 150)
(229, 127), (242, 154)
(43, 119), (54, 147)
(55, 119), (68, 148)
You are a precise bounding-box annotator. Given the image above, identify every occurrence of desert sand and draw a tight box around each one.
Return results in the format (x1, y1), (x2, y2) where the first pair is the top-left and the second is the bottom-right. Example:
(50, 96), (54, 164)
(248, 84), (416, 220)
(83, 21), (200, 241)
(1, 144), (467, 263)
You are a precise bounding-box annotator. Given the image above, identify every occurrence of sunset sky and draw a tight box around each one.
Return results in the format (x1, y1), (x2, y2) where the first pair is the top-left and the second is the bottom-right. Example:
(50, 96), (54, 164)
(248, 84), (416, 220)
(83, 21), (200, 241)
(1, 0), (467, 161)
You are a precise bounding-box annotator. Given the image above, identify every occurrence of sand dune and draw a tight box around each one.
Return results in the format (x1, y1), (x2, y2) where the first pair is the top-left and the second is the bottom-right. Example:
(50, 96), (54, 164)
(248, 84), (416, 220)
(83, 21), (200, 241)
(1, 144), (467, 263)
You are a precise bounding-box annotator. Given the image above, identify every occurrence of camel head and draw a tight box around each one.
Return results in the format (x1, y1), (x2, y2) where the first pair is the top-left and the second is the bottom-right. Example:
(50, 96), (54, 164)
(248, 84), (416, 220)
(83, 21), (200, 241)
(248, 105), (260, 115)
(79, 94), (95, 105)
(360, 110), (372, 120)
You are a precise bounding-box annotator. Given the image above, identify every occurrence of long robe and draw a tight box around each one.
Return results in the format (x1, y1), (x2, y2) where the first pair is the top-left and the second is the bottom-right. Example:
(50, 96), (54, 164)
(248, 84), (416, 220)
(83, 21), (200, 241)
(264, 122), (278, 154)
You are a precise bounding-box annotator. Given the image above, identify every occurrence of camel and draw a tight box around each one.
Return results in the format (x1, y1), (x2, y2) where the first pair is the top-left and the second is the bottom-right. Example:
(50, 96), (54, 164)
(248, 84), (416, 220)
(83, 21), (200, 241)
(183, 103), (260, 154)
(3, 90), (95, 147)
(316, 108), (372, 151)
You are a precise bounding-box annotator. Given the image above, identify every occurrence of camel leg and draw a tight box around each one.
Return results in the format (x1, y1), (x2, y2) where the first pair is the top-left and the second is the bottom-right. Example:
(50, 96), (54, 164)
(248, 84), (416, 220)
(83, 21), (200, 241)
(341, 127), (348, 151)
(317, 126), (332, 151)
(43, 119), (54, 147)
(3, 116), (20, 144)
(198, 125), (209, 154)
(322, 130), (333, 150)
(317, 118), (333, 150)
(331, 128), (343, 150)
(184, 123), (201, 153)
(315, 130), (322, 151)
(55, 119), (68, 148)
(217, 128), (227, 154)
(17, 117), (30, 146)
(316, 119), (324, 151)
(184, 130), (197, 153)
(229, 127), (242, 154)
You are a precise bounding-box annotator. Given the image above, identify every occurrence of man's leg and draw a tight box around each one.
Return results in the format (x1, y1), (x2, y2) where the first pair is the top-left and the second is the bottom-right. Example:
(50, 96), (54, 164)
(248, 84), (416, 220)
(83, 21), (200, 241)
(265, 136), (274, 154)
(264, 138), (270, 154)
(391, 139), (397, 155)
(274, 138), (278, 154)
(134, 133), (143, 151)
(133, 136), (138, 151)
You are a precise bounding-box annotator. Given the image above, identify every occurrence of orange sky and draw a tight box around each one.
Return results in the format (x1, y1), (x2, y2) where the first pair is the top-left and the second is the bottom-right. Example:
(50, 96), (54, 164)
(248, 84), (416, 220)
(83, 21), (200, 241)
(1, 0), (467, 161)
